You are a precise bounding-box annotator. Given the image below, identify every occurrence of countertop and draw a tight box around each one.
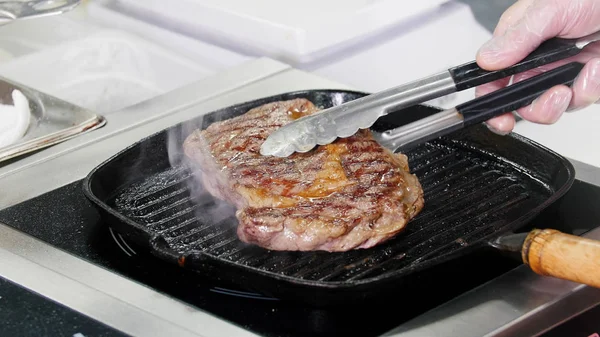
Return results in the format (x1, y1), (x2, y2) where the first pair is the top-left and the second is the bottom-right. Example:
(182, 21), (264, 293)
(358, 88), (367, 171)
(0, 276), (126, 337)
(1, 2), (600, 337)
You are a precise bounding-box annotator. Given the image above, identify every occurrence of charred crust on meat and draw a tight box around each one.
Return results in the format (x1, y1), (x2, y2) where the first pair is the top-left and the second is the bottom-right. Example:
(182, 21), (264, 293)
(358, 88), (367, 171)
(183, 98), (425, 252)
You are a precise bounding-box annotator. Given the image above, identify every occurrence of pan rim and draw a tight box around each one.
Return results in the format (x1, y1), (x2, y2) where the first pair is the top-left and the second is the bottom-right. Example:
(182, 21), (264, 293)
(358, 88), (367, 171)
(82, 89), (576, 290)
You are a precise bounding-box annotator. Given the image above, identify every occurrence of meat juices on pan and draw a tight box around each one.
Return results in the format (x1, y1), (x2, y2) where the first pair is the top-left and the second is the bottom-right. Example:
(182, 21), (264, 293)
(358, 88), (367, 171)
(183, 99), (425, 252)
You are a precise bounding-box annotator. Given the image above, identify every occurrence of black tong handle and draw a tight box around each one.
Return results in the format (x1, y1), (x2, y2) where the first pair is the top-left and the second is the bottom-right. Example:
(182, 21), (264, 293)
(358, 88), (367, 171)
(457, 62), (584, 126)
(449, 37), (582, 91)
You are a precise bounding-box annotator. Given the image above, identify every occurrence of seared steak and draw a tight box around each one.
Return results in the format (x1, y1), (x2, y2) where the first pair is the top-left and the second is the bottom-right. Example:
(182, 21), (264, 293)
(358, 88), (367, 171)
(183, 98), (424, 252)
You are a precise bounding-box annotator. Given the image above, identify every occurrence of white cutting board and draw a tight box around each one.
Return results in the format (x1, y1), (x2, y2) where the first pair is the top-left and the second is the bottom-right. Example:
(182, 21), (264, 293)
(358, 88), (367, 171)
(0, 30), (214, 114)
(116, 0), (450, 64)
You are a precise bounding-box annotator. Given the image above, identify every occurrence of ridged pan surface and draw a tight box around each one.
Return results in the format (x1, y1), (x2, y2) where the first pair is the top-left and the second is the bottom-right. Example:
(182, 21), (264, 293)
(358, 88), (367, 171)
(83, 90), (574, 303)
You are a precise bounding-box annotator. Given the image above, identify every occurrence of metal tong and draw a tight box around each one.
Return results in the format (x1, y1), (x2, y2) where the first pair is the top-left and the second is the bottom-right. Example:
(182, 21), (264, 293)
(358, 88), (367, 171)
(372, 61), (582, 152)
(260, 31), (600, 157)
(0, 0), (81, 26)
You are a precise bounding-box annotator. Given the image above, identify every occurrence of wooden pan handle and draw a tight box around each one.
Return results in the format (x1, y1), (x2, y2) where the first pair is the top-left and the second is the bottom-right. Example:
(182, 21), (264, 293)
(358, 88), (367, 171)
(522, 229), (600, 288)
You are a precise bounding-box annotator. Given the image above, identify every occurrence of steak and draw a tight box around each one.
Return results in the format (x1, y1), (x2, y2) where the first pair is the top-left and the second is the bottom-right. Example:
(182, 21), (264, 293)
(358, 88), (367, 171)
(182, 98), (424, 252)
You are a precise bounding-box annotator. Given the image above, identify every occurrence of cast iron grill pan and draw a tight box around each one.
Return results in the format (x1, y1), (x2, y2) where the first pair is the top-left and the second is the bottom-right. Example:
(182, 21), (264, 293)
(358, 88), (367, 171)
(83, 90), (574, 305)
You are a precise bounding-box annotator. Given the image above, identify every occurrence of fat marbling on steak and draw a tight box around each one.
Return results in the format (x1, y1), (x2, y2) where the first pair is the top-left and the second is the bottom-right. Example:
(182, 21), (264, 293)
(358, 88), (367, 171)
(182, 98), (424, 252)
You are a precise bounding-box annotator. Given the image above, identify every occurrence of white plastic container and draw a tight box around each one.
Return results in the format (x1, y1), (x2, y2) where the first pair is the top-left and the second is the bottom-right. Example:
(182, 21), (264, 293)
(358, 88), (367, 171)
(87, 0), (251, 71)
(86, 0), (493, 109)
(108, 0), (450, 66)
(0, 30), (225, 114)
(0, 12), (102, 63)
(312, 1), (494, 109)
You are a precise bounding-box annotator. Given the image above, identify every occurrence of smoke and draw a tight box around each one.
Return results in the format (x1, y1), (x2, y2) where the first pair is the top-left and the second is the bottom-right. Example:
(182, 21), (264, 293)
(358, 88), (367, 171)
(165, 112), (238, 228)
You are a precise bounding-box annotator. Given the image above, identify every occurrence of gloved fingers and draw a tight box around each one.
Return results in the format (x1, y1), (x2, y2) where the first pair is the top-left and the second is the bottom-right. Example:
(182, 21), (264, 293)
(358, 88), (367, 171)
(474, 76), (511, 98)
(478, 59), (573, 134)
(478, 0), (600, 71)
(484, 113), (516, 135)
(558, 0), (600, 38)
(504, 50), (600, 112)
(476, 43), (600, 104)
(477, 0), (563, 71)
(568, 57), (600, 110)
(493, 0), (535, 37)
(476, 0), (600, 134)
(506, 60), (572, 88)
(515, 84), (573, 124)
(484, 85), (572, 134)
(568, 42), (600, 109)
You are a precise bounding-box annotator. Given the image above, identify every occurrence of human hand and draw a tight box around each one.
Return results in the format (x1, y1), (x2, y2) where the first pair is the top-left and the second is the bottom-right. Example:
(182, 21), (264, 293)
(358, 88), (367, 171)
(475, 0), (600, 134)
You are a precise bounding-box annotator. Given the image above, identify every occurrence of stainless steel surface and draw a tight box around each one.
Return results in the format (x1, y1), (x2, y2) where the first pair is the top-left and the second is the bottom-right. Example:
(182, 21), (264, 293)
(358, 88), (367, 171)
(574, 30), (600, 49)
(259, 71), (456, 157)
(0, 0), (80, 25)
(373, 107), (464, 152)
(489, 232), (528, 253)
(0, 222), (258, 337)
(0, 75), (105, 163)
(564, 158), (600, 187)
(0, 59), (599, 337)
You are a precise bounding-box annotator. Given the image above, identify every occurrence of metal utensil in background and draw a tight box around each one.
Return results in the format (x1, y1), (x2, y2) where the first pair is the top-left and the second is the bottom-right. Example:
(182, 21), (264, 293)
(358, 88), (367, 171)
(260, 31), (600, 157)
(0, 0), (81, 26)
(0, 75), (105, 164)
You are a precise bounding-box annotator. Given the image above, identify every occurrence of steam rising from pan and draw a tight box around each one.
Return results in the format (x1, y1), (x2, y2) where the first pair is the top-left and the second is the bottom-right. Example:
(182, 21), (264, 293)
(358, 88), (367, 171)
(165, 112), (238, 229)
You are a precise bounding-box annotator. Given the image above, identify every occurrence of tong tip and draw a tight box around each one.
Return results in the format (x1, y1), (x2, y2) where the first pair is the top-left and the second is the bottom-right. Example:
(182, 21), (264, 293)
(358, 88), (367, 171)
(260, 130), (299, 157)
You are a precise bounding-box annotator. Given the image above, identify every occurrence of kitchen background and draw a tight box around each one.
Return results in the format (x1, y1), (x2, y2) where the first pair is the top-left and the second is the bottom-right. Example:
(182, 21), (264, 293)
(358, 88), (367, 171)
(4, 0), (596, 168)
(2, 2), (600, 337)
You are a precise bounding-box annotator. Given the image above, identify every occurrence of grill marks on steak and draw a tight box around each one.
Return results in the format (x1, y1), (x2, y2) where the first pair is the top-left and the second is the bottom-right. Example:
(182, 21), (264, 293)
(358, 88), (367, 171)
(183, 99), (424, 252)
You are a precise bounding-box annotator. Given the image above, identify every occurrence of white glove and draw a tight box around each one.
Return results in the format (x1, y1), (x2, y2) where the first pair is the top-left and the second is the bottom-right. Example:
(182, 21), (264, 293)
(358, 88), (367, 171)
(475, 0), (600, 134)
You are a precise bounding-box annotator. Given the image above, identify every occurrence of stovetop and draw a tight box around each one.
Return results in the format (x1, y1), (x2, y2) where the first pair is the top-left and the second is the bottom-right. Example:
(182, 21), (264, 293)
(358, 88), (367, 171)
(0, 179), (522, 337)
(1, 58), (600, 337)
(1, 175), (600, 337)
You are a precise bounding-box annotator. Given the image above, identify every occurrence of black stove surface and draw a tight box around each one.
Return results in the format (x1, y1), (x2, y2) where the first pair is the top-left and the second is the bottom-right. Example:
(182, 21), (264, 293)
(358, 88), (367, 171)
(0, 178), (599, 337)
